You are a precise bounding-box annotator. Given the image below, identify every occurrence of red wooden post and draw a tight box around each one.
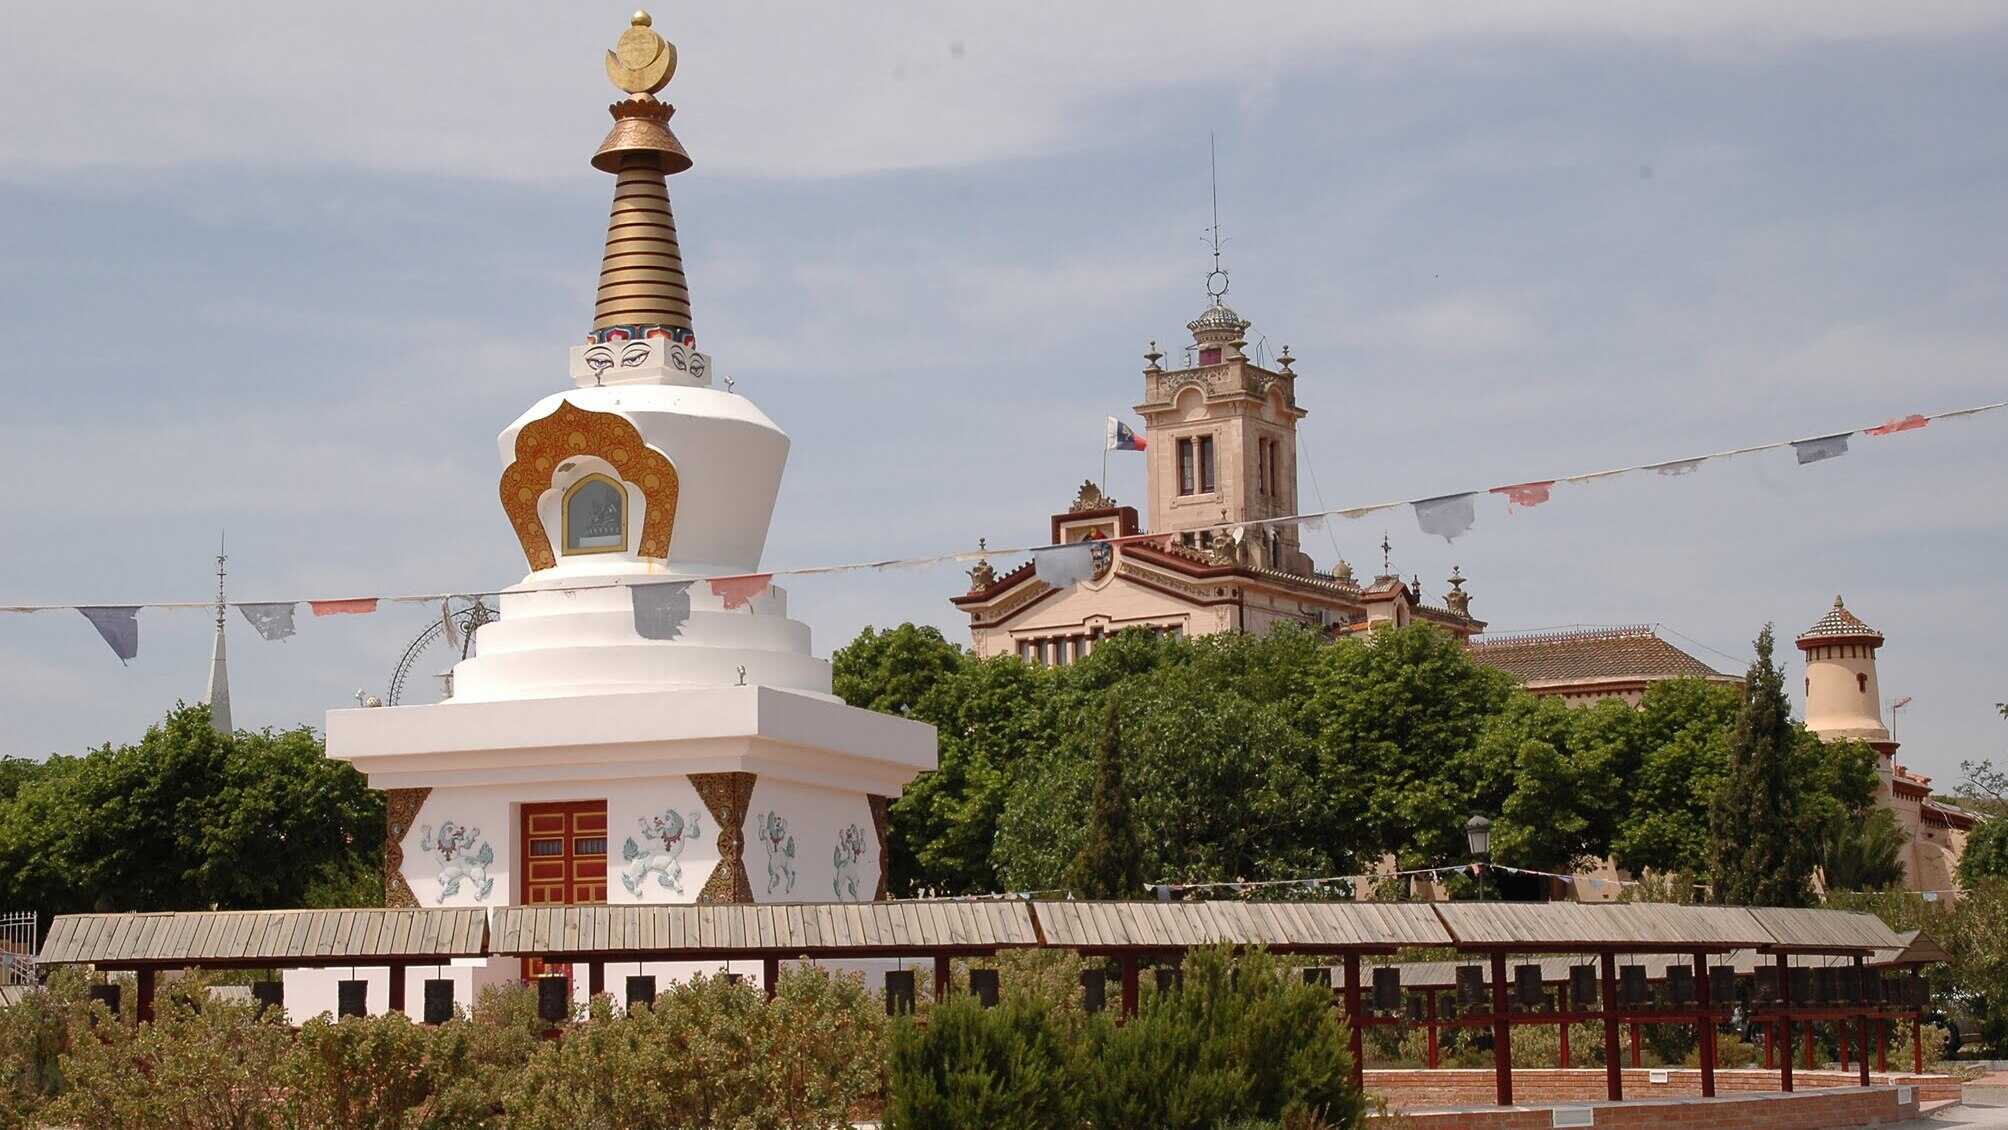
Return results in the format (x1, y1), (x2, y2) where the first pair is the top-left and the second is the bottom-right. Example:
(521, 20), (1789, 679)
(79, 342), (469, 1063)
(1913, 1014), (1923, 1074)
(1803, 1021), (1815, 1070)
(1600, 953), (1621, 1102)
(1343, 954), (1364, 1093)
(1840, 1021), (1851, 1071)
(1778, 953), (1794, 1093)
(1694, 952), (1715, 1098)
(1855, 955), (1871, 1087)
(389, 964), (407, 1015)
(1628, 1021), (1641, 1067)
(933, 954), (950, 1003)
(1121, 954), (1140, 1019)
(762, 957), (778, 1002)
(1765, 1019), (1775, 1069)
(1557, 980), (1570, 1068)
(1877, 1017), (1888, 1073)
(136, 968), (156, 1024)
(1426, 988), (1440, 1069)
(1490, 951), (1513, 1106)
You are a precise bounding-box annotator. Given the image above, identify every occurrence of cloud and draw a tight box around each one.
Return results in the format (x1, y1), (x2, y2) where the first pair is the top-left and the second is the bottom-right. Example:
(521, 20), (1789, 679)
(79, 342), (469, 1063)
(4, 2), (2005, 182)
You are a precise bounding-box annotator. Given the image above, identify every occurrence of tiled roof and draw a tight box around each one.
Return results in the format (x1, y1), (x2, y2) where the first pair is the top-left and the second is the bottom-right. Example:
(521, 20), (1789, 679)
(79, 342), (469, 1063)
(1468, 626), (1731, 687)
(1797, 596), (1883, 644)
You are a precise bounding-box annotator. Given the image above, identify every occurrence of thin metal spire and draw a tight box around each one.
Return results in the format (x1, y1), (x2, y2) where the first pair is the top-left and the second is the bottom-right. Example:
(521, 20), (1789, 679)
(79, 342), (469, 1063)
(205, 532), (232, 733)
(1205, 132), (1229, 305)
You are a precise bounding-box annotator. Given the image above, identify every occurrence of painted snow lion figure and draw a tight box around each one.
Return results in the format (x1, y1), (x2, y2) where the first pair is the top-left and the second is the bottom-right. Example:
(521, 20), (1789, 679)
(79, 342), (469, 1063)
(756, 811), (796, 895)
(621, 808), (704, 896)
(420, 821), (495, 903)
(831, 823), (869, 901)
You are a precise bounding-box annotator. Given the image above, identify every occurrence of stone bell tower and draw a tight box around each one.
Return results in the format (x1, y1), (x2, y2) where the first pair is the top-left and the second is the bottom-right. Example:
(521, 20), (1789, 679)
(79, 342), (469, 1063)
(1134, 282), (1312, 574)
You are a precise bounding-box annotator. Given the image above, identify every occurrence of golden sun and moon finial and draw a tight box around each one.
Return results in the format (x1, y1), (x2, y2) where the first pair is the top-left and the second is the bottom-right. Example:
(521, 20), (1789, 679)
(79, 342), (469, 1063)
(606, 10), (676, 95)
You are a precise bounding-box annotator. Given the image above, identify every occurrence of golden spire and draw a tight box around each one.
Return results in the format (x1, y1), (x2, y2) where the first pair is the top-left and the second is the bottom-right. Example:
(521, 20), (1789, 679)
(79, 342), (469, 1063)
(590, 10), (695, 341)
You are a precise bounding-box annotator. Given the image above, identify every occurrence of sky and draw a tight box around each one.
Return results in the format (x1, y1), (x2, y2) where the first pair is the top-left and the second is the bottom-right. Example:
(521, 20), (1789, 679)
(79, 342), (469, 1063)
(2, 2), (2004, 785)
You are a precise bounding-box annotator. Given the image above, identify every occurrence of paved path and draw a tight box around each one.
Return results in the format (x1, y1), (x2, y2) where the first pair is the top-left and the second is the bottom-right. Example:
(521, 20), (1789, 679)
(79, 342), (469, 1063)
(1895, 1086), (2008, 1128)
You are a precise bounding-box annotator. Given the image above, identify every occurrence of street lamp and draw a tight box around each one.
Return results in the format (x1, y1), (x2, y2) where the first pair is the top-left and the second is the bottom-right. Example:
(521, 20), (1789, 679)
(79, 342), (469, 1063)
(1465, 815), (1493, 901)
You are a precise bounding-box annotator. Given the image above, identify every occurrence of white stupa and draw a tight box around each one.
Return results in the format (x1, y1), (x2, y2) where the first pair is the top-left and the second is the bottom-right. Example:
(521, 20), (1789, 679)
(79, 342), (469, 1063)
(288, 11), (935, 1016)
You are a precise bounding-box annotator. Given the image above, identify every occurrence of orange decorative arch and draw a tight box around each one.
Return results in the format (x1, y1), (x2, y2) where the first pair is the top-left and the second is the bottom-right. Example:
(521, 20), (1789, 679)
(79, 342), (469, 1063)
(499, 399), (679, 570)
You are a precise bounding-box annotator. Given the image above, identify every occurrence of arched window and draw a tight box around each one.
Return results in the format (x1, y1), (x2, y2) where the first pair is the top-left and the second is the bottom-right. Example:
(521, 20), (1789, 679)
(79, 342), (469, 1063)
(1858, 672), (1869, 694)
(563, 475), (627, 555)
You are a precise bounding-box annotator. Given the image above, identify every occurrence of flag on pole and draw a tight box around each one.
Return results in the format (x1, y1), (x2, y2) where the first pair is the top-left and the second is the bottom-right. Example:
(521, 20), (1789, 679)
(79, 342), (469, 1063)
(1105, 418), (1147, 451)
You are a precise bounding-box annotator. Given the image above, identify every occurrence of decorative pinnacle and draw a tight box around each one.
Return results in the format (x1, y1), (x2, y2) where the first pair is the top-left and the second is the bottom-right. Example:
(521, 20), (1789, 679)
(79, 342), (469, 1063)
(606, 10), (677, 95)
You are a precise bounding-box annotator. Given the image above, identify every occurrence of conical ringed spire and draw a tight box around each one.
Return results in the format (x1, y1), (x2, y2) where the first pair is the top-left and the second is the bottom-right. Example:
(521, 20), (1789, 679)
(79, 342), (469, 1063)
(590, 11), (696, 342)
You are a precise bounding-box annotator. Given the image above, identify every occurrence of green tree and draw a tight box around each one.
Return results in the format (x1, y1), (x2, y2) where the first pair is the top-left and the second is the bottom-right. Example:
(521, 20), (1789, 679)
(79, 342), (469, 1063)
(1298, 624), (1515, 870)
(0, 704), (383, 915)
(1708, 627), (1813, 906)
(1065, 696), (1144, 899)
(1961, 817), (2008, 887)
(1817, 806), (1908, 892)
(1609, 679), (1740, 876)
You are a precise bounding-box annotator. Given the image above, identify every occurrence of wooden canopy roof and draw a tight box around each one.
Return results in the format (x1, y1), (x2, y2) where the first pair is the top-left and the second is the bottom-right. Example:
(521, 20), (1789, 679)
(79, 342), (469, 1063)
(1031, 900), (1452, 953)
(36, 900), (1929, 969)
(38, 909), (488, 969)
(488, 901), (1039, 960)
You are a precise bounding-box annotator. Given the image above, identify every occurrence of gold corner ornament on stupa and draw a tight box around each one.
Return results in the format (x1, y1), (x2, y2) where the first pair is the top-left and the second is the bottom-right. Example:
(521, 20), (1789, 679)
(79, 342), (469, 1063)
(606, 10), (676, 95)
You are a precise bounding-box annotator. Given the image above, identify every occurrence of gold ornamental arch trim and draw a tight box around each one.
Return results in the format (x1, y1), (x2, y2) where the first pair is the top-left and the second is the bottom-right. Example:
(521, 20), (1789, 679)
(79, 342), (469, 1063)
(500, 399), (679, 570)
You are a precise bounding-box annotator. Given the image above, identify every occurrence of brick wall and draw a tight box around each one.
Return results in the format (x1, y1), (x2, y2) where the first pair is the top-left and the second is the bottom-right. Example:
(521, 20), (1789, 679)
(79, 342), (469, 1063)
(1369, 1086), (1920, 1130)
(1366, 1067), (1959, 1108)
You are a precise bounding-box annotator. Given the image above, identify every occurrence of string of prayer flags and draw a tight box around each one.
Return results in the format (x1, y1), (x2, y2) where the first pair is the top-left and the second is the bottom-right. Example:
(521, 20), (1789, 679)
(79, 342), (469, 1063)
(632, 580), (694, 640)
(1491, 481), (1554, 510)
(1865, 414), (1929, 436)
(1649, 458), (1705, 477)
(77, 606), (139, 664)
(1791, 432), (1852, 465)
(708, 573), (772, 610)
(1032, 542), (1098, 589)
(238, 602), (298, 641)
(1412, 493), (1477, 543)
(310, 598), (379, 617)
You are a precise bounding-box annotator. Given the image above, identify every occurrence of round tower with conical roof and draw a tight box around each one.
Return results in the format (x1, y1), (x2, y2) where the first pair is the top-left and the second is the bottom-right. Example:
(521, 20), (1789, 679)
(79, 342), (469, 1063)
(1795, 595), (1892, 750)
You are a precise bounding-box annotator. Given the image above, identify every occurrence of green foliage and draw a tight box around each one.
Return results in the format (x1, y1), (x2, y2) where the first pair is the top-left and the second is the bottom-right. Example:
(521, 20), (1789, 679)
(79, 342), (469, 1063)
(1608, 680), (1740, 875)
(502, 968), (886, 1130)
(884, 947), (1364, 1130)
(51, 988), (293, 1129)
(1709, 627), (1814, 907)
(883, 991), (1082, 1130)
(1819, 806), (1909, 893)
(0, 968), (88, 1129)
(0, 704), (383, 915)
(279, 1013), (439, 1130)
(1960, 816), (2008, 887)
(1065, 696), (1144, 898)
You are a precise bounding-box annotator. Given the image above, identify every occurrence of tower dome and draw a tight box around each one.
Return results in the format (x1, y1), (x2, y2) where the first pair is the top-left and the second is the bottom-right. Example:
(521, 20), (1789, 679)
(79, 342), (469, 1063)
(1186, 301), (1250, 346)
(1796, 595), (1891, 746)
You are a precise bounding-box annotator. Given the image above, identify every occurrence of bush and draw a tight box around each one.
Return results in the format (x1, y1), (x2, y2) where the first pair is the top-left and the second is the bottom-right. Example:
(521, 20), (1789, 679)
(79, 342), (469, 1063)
(885, 946), (1366, 1130)
(50, 987), (292, 1129)
(280, 1012), (440, 1130)
(0, 968), (91, 1129)
(503, 967), (886, 1130)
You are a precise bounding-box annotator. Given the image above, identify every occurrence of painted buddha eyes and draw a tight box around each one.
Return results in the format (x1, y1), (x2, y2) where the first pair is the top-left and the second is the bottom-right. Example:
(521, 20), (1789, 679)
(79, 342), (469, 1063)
(584, 346), (615, 372)
(621, 343), (654, 367)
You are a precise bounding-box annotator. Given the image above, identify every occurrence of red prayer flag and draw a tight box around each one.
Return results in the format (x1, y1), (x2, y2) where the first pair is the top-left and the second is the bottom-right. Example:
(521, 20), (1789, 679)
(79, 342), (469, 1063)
(1490, 481), (1555, 510)
(708, 574), (773, 610)
(1864, 414), (1928, 437)
(310, 598), (380, 617)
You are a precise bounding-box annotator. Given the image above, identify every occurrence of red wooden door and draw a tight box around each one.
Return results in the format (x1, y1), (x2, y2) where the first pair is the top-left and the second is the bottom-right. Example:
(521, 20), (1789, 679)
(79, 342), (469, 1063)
(520, 800), (608, 980)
